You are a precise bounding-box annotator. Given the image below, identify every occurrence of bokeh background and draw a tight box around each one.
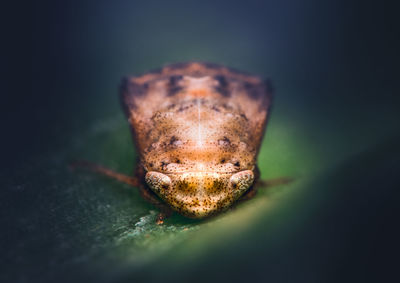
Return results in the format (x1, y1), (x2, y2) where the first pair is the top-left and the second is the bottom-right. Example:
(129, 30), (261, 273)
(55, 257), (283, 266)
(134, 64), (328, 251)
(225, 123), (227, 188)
(2, 0), (399, 282)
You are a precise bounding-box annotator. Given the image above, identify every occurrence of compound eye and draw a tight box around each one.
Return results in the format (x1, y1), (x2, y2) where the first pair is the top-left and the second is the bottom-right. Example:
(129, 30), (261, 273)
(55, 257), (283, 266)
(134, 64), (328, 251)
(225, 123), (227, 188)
(145, 171), (171, 192)
(230, 170), (254, 197)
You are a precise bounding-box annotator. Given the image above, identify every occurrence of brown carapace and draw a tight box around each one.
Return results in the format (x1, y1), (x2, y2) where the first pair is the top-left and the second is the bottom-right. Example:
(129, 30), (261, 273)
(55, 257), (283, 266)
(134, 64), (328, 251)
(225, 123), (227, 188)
(75, 62), (291, 224)
(121, 62), (272, 219)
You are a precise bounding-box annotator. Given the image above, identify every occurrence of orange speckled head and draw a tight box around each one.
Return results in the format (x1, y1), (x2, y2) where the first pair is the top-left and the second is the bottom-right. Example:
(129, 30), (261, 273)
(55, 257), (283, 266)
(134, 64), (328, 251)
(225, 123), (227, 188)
(146, 170), (254, 218)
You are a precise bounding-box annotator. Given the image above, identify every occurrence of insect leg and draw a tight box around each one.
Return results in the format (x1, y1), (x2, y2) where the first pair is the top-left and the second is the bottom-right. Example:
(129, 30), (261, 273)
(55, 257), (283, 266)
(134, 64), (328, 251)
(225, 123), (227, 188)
(70, 160), (139, 187)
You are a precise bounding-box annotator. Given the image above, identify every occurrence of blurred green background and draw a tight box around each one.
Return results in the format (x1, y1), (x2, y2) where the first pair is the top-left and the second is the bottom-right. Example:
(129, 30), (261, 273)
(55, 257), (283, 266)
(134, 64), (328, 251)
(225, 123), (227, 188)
(2, 0), (399, 282)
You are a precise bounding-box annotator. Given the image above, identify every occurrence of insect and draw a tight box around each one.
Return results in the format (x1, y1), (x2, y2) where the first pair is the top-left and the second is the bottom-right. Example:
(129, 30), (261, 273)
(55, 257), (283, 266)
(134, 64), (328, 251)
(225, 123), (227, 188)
(75, 62), (291, 224)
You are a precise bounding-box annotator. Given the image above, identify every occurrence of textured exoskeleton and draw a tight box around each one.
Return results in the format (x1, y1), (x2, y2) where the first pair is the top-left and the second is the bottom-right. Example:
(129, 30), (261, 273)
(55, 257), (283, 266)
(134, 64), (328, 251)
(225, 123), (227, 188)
(120, 62), (273, 219)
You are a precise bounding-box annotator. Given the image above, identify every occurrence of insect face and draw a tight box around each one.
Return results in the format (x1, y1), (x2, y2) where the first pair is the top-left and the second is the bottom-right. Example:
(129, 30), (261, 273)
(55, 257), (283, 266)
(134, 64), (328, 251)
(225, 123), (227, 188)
(146, 170), (254, 218)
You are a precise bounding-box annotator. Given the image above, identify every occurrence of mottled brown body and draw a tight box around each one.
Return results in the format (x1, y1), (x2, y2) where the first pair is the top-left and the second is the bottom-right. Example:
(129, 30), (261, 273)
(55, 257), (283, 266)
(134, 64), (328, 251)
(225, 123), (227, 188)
(120, 62), (272, 218)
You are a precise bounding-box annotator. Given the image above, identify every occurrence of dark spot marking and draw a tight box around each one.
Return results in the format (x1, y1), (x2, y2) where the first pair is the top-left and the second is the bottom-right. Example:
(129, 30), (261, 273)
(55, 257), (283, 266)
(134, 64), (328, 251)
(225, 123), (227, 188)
(222, 136), (230, 144)
(169, 135), (178, 145)
(178, 105), (190, 112)
(214, 75), (230, 97)
(234, 161), (240, 167)
(211, 105), (220, 112)
(167, 75), (183, 96)
(160, 161), (169, 170)
(220, 158), (226, 164)
(240, 113), (248, 121)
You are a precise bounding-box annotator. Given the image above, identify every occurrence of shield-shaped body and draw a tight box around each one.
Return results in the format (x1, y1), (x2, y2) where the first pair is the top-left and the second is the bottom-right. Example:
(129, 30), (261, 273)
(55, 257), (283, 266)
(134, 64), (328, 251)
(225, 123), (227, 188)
(120, 62), (272, 218)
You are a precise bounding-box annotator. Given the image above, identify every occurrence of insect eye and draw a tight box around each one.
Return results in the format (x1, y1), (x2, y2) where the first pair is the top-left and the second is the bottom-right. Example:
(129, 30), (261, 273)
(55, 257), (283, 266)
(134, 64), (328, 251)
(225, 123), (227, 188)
(145, 172), (171, 192)
(230, 170), (254, 197)
(220, 158), (226, 164)
(233, 161), (240, 167)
